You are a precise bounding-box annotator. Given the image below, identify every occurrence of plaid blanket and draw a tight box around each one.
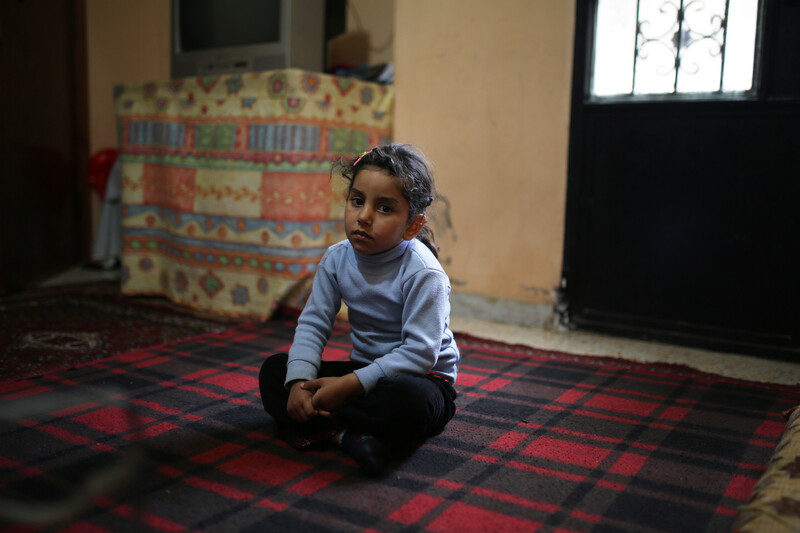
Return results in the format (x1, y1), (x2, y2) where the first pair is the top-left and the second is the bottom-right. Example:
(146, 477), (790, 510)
(1, 318), (796, 532)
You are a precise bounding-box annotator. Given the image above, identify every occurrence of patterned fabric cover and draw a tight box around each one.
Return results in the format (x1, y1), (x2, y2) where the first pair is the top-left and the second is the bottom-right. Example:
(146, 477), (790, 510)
(734, 405), (800, 532)
(114, 69), (393, 319)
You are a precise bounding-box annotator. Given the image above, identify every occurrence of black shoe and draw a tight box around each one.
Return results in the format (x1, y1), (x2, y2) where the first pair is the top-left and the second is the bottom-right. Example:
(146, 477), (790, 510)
(279, 419), (341, 451)
(340, 430), (386, 476)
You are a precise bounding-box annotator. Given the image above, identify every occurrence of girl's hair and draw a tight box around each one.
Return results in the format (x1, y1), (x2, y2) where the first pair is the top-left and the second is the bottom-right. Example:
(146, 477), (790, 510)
(335, 143), (440, 258)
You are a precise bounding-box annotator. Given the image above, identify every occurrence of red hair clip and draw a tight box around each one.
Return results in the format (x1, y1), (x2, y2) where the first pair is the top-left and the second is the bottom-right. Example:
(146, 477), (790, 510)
(354, 150), (370, 166)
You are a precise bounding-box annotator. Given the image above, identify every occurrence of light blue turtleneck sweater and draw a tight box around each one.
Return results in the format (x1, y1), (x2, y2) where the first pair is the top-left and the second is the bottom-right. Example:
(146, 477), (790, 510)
(285, 238), (460, 392)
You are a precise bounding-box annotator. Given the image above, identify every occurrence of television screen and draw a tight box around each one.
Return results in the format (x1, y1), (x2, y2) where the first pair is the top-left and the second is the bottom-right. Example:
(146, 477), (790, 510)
(171, 0), (333, 78)
(177, 0), (281, 52)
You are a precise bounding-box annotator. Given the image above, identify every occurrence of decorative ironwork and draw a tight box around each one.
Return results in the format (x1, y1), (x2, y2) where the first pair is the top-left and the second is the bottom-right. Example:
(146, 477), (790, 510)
(633, 0), (730, 93)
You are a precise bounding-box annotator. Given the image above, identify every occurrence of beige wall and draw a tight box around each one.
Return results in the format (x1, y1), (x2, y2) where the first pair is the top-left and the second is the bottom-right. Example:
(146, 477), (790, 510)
(85, 0), (574, 307)
(347, 0), (394, 66)
(86, 0), (170, 155)
(394, 0), (575, 305)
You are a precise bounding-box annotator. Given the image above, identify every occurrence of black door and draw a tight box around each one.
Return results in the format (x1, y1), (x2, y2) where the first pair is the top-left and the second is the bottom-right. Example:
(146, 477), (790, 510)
(561, 0), (799, 358)
(0, 0), (89, 294)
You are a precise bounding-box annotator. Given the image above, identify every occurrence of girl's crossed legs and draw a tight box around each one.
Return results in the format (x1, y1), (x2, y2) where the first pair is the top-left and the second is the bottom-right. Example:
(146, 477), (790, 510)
(258, 353), (457, 470)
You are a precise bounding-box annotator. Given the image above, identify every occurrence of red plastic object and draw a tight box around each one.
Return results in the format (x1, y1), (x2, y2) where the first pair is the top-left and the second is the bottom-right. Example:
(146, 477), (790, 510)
(88, 148), (118, 197)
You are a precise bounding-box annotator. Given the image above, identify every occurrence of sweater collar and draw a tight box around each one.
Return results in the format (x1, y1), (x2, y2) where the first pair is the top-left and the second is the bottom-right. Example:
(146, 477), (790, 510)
(352, 239), (411, 266)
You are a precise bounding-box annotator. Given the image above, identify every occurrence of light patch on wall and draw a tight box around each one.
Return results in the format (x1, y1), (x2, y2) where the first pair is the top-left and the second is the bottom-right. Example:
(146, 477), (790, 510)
(520, 285), (551, 296)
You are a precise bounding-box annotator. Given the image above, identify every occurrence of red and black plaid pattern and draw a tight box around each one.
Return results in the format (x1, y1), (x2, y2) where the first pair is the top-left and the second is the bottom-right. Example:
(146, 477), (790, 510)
(1, 319), (796, 532)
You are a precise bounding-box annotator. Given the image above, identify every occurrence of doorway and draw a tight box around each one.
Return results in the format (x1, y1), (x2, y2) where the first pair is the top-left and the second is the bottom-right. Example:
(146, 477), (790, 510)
(0, 0), (90, 294)
(561, 0), (799, 358)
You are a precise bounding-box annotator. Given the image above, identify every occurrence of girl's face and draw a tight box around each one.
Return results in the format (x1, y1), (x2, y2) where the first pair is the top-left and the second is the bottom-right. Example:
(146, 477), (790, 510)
(345, 167), (423, 255)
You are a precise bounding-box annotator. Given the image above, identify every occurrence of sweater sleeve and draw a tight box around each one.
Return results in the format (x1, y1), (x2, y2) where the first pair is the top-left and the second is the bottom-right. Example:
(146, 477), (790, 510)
(353, 268), (448, 391)
(285, 250), (342, 387)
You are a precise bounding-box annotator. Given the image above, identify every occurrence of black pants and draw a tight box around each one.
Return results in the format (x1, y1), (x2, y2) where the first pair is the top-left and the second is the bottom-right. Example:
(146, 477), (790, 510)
(258, 353), (457, 455)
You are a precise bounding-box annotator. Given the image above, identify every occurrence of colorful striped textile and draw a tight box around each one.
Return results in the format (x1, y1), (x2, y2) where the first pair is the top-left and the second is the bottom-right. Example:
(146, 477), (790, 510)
(1, 319), (796, 531)
(114, 70), (393, 319)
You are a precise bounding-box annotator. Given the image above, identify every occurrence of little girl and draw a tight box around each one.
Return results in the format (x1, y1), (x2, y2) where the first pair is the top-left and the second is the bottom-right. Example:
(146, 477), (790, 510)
(259, 143), (460, 475)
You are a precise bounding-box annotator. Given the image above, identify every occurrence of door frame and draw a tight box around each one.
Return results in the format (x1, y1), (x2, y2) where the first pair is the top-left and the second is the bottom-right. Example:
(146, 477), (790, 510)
(0, 0), (90, 294)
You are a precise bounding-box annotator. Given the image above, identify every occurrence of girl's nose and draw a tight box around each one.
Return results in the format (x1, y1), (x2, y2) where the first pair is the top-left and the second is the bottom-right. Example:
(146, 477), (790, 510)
(357, 206), (372, 225)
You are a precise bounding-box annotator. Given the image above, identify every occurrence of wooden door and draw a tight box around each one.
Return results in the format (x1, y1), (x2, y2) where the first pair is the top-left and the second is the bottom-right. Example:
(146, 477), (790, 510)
(0, 0), (89, 294)
(561, 0), (799, 358)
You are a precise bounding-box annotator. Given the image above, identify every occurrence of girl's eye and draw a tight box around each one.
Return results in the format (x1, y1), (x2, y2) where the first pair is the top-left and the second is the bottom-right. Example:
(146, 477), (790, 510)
(378, 205), (392, 213)
(350, 197), (364, 206)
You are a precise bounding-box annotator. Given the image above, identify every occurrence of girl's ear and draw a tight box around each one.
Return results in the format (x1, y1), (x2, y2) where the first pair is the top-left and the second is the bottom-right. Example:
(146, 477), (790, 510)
(403, 214), (426, 240)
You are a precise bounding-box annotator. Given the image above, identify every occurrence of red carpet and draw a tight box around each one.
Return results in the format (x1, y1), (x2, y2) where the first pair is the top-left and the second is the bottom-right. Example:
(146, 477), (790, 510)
(0, 281), (240, 382)
(0, 317), (796, 532)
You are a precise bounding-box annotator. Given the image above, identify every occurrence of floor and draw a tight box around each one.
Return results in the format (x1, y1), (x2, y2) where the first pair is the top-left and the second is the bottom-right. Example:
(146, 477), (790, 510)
(450, 315), (800, 387)
(41, 265), (800, 387)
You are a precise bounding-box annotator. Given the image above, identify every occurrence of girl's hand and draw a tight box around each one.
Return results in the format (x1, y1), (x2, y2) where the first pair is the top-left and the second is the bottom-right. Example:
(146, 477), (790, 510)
(302, 373), (364, 412)
(287, 380), (326, 422)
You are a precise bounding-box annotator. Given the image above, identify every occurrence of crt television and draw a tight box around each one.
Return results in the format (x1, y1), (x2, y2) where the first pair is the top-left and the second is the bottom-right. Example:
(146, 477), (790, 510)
(171, 0), (326, 78)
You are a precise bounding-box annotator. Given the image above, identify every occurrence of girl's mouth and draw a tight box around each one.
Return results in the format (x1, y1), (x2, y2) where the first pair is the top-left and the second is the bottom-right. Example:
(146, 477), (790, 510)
(351, 230), (372, 241)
